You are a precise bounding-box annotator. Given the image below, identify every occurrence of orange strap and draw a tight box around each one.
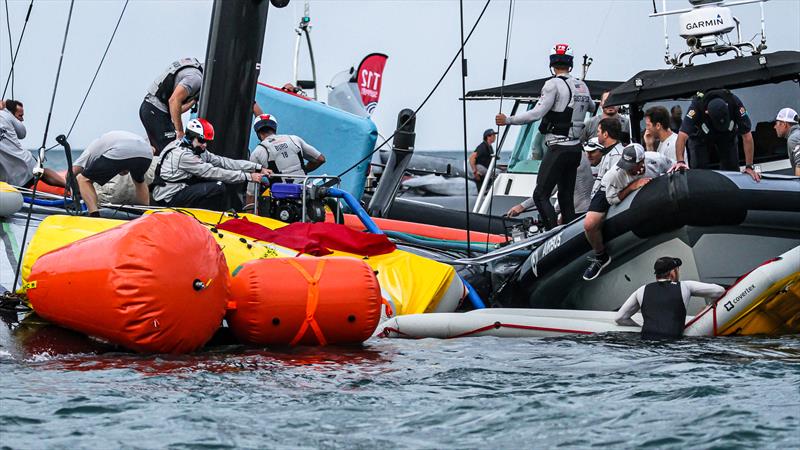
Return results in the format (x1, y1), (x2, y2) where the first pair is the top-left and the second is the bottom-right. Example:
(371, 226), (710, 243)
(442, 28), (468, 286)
(287, 259), (328, 346)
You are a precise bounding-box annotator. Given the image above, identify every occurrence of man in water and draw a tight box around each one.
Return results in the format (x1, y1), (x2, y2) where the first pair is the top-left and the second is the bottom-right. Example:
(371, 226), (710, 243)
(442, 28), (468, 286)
(499, 43), (595, 229)
(0, 99), (66, 189)
(580, 90), (630, 143)
(152, 118), (269, 210)
(249, 113), (325, 184)
(469, 128), (497, 188)
(583, 144), (650, 281)
(773, 107), (800, 176)
(673, 89), (760, 182)
(615, 256), (725, 339)
(71, 131), (153, 217)
(644, 106), (678, 164)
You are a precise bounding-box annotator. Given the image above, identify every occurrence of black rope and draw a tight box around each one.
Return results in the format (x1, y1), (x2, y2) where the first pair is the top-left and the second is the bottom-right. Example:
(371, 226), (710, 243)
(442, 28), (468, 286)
(66, 0), (129, 138)
(11, 0), (74, 293)
(1, 0), (31, 100)
(458, 0), (471, 257)
(3, 0), (13, 98)
(335, 0), (492, 180)
(39, 0), (74, 151)
(484, 0), (515, 247)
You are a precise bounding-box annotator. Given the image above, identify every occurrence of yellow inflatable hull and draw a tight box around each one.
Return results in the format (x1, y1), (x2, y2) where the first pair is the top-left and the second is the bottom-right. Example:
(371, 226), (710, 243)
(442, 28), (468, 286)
(21, 209), (462, 316)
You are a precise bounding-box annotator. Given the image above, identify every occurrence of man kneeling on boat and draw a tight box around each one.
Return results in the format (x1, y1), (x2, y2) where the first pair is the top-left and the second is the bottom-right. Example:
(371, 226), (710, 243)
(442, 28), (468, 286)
(583, 144), (650, 280)
(152, 118), (270, 211)
(72, 131), (153, 217)
(249, 113), (325, 184)
(615, 257), (724, 339)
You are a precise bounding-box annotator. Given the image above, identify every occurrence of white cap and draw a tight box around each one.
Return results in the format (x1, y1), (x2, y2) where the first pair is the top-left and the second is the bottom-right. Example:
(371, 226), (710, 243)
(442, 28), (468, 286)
(775, 107), (798, 124)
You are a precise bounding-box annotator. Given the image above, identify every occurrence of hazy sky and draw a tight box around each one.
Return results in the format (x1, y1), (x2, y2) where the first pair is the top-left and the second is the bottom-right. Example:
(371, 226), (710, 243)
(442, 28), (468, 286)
(1, 0), (799, 151)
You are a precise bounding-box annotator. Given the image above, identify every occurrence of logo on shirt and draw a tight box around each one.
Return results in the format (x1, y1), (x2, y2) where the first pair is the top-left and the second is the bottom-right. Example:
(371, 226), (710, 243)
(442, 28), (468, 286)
(687, 110), (696, 119)
(739, 106), (747, 117)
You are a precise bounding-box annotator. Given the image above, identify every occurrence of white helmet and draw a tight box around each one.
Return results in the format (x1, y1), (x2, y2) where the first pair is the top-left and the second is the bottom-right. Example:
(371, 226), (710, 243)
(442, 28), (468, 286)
(549, 43), (574, 68)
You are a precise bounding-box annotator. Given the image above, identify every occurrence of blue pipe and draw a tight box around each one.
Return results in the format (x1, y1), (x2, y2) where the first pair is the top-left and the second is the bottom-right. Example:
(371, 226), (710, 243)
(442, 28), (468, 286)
(23, 197), (71, 207)
(326, 187), (383, 235)
(459, 275), (486, 309)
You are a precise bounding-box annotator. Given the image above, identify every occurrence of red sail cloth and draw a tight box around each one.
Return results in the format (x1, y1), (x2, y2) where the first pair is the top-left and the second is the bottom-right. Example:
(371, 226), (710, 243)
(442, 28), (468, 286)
(217, 218), (396, 257)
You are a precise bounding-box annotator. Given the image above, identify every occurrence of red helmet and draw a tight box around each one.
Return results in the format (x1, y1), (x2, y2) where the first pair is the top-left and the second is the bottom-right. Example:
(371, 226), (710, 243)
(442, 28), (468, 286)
(549, 43), (574, 68)
(185, 118), (214, 141)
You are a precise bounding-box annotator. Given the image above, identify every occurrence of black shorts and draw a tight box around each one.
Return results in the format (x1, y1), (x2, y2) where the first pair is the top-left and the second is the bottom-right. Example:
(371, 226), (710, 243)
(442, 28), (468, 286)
(82, 156), (151, 186)
(139, 100), (176, 155)
(588, 189), (610, 213)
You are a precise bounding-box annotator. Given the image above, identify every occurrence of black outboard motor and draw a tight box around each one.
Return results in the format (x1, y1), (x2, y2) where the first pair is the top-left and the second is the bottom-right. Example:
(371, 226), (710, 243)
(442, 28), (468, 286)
(257, 182), (326, 223)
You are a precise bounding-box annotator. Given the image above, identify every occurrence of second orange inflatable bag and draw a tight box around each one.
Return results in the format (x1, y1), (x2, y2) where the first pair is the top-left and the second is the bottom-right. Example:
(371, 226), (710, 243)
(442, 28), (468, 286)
(227, 257), (382, 346)
(26, 213), (230, 354)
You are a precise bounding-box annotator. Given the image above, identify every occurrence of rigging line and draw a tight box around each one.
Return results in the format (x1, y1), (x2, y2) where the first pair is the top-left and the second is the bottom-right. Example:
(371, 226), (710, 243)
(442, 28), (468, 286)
(66, 0), (129, 137)
(39, 0), (75, 151)
(458, 0), (471, 257)
(3, 0), (12, 98)
(335, 0), (492, 180)
(1, 0), (31, 100)
(485, 0), (514, 254)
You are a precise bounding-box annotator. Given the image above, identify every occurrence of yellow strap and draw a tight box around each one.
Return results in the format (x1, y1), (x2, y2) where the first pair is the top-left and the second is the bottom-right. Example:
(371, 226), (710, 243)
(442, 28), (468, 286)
(287, 259), (328, 346)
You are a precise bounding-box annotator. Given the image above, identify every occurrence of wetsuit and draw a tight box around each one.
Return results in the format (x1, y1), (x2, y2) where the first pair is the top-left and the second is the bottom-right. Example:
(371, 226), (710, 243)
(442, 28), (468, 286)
(152, 140), (262, 211)
(679, 90), (751, 171)
(507, 74), (594, 229)
(615, 280), (724, 338)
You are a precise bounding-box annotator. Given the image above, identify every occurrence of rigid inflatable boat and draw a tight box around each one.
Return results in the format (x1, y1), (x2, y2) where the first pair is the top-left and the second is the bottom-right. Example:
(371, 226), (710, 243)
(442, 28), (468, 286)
(377, 245), (799, 339)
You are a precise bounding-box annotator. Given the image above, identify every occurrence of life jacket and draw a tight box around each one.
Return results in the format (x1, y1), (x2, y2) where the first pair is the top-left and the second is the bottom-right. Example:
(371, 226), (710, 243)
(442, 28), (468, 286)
(640, 281), (686, 339)
(538, 76), (574, 137)
(147, 58), (203, 105)
(696, 89), (740, 137)
(257, 135), (307, 181)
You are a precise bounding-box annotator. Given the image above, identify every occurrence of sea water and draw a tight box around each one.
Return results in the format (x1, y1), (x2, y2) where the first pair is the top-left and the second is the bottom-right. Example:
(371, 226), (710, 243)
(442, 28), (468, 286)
(1, 322), (797, 449)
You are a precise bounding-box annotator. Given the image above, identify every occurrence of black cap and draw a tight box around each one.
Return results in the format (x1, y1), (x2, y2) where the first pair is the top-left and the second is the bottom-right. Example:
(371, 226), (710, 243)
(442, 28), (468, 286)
(483, 128), (497, 139)
(707, 98), (730, 132)
(654, 257), (682, 276)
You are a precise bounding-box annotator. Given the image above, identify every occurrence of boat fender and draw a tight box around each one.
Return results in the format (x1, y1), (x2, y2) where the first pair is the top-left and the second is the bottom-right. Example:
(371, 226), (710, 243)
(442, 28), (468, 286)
(0, 183), (23, 217)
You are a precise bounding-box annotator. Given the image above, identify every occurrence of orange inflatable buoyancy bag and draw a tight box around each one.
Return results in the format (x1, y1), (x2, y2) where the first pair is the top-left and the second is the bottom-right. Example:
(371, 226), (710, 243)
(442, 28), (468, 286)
(26, 213), (230, 354)
(227, 257), (382, 346)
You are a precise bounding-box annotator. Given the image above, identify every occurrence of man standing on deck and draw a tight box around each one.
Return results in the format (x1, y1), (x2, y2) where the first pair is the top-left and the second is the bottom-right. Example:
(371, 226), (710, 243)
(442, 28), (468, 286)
(773, 107), (800, 176)
(0, 99), (66, 189)
(580, 91), (630, 143)
(672, 89), (760, 182)
(499, 43), (595, 229)
(71, 131), (153, 217)
(644, 106), (678, 164)
(615, 257), (725, 339)
(152, 118), (270, 210)
(469, 128), (497, 188)
(583, 144), (649, 281)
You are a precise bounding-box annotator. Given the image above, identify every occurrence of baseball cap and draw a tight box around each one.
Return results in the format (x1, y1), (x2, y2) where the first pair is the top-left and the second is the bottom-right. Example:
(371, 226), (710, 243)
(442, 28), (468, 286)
(583, 137), (602, 152)
(775, 107), (798, 124)
(654, 257), (682, 275)
(483, 128), (498, 138)
(617, 143), (645, 171)
(707, 98), (731, 132)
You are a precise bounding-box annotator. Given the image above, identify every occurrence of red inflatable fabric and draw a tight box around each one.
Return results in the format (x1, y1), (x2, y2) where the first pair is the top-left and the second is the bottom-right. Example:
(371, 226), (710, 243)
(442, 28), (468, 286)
(27, 213), (230, 354)
(217, 218), (396, 257)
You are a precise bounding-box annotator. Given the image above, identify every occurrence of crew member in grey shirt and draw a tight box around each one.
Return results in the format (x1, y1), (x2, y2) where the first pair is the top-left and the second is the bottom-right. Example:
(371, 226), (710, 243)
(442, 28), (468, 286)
(72, 131), (153, 216)
(580, 91), (630, 143)
(774, 107), (800, 176)
(0, 100), (66, 189)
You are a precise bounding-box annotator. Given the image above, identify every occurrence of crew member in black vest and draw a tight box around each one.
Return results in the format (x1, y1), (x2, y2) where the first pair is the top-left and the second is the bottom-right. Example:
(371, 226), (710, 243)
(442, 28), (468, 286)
(672, 88), (760, 182)
(614, 257), (725, 339)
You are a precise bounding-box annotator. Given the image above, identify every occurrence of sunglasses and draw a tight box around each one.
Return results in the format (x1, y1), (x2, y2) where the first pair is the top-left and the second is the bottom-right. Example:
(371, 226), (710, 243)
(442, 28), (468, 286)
(195, 136), (208, 144)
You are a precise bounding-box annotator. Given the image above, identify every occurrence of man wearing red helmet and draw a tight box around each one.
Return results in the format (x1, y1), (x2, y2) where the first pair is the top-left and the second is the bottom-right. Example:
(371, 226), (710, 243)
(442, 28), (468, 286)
(499, 43), (595, 230)
(250, 113), (325, 182)
(152, 118), (271, 210)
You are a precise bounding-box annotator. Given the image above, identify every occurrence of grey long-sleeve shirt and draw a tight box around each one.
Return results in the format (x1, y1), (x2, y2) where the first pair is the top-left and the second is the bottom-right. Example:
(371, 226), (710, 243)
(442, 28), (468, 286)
(152, 141), (262, 202)
(0, 109), (35, 186)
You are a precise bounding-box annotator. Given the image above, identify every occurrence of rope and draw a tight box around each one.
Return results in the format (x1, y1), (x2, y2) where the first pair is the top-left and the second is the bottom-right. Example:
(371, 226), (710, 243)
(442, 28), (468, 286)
(1, 0), (32, 100)
(3, 0), (13, 98)
(335, 0), (492, 180)
(10, 0), (74, 293)
(65, 0), (129, 138)
(458, 0), (471, 257)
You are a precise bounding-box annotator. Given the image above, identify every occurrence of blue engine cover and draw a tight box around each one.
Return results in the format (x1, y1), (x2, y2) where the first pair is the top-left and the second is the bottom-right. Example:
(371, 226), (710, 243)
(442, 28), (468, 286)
(269, 183), (303, 200)
(251, 84), (378, 199)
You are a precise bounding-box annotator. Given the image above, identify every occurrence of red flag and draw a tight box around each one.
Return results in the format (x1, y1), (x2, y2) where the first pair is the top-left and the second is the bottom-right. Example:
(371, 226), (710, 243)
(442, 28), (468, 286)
(355, 53), (388, 115)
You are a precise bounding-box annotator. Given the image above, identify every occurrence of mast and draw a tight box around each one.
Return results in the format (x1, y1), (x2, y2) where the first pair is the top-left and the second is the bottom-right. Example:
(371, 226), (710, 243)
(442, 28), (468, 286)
(199, 0), (283, 160)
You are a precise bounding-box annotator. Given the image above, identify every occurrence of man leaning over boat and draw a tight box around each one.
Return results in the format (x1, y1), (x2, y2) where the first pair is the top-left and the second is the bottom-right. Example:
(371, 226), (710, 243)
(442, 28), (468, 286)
(151, 118), (270, 211)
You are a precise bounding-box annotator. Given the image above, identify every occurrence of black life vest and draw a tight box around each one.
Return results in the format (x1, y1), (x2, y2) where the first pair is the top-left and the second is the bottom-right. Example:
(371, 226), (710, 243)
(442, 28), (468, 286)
(538, 76), (574, 137)
(149, 58), (203, 106)
(640, 281), (686, 339)
(696, 89), (740, 137)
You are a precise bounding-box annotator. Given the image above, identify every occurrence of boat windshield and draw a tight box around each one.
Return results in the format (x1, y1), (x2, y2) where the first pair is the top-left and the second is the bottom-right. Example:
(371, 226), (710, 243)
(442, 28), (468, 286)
(639, 80), (800, 167)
